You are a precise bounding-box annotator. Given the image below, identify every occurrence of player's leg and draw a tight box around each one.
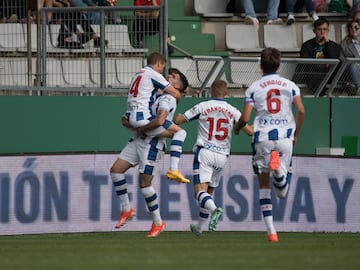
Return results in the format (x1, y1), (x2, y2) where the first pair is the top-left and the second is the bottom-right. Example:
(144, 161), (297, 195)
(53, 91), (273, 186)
(207, 159), (227, 232)
(258, 172), (278, 242)
(190, 148), (223, 234)
(165, 124), (189, 183)
(137, 138), (165, 237)
(110, 141), (138, 228)
(253, 142), (278, 242)
(272, 139), (293, 198)
(147, 122), (189, 184)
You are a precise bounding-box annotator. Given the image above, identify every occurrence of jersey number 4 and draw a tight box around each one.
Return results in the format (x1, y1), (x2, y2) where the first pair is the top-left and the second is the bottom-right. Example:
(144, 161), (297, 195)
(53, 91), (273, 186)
(129, 76), (142, 97)
(207, 117), (229, 141)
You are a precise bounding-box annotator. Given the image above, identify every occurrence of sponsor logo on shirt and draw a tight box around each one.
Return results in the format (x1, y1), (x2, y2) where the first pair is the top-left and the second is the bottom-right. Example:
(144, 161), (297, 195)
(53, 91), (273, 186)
(204, 142), (227, 153)
(258, 118), (288, 125)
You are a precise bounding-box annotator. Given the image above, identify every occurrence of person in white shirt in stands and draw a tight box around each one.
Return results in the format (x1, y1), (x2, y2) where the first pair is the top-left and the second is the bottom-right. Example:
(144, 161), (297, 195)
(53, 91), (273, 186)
(174, 80), (253, 236)
(235, 47), (305, 242)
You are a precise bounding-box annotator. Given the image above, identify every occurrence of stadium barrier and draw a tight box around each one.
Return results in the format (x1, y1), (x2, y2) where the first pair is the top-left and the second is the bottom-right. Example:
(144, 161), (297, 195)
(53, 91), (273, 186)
(0, 153), (359, 235)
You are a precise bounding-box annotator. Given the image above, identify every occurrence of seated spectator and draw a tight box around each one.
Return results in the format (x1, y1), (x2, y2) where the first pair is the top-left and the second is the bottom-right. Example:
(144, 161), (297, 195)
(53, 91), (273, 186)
(240, 0), (283, 27)
(313, 0), (330, 12)
(39, 0), (67, 23)
(328, 0), (351, 14)
(300, 17), (340, 58)
(0, 0), (26, 23)
(340, 18), (360, 95)
(133, 0), (160, 48)
(69, 0), (100, 24)
(285, 0), (319, 25)
(353, 2), (360, 19)
(56, 0), (108, 49)
(295, 17), (341, 95)
(97, 0), (122, 24)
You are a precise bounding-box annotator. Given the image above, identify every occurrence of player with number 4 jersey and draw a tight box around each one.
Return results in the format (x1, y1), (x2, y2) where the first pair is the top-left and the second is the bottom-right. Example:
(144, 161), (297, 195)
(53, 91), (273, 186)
(235, 47), (305, 243)
(126, 52), (180, 128)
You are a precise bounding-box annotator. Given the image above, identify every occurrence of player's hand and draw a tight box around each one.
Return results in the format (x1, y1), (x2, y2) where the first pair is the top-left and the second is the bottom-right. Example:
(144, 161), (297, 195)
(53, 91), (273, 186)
(121, 115), (133, 129)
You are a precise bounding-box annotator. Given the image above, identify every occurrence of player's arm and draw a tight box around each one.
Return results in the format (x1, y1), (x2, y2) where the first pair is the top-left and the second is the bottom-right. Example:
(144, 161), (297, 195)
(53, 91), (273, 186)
(164, 84), (181, 100)
(173, 113), (187, 125)
(137, 109), (169, 135)
(293, 96), (305, 145)
(122, 115), (133, 129)
(235, 123), (253, 136)
(234, 103), (253, 133)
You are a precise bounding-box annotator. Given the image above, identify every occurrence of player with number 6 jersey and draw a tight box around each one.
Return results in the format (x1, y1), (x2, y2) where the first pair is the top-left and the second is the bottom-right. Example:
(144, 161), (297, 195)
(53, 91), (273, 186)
(235, 47), (305, 243)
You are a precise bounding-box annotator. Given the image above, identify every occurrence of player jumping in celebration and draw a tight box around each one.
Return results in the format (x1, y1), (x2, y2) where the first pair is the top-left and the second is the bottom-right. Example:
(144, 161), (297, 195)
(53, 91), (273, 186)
(125, 52), (188, 183)
(110, 68), (189, 237)
(235, 47), (305, 242)
(174, 80), (253, 235)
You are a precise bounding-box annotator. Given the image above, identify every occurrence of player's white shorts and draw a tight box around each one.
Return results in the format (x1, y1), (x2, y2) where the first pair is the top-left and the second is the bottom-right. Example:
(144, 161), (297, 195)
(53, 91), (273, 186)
(119, 137), (164, 175)
(252, 138), (293, 175)
(193, 147), (228, 188)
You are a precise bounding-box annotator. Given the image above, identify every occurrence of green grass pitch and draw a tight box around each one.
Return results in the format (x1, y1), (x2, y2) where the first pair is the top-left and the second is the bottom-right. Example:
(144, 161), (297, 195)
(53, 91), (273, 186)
(1, 231), (359, 270)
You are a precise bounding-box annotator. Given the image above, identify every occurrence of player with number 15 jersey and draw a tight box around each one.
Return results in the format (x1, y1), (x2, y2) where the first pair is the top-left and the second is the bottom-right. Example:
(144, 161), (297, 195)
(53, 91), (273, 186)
(181, 98), (240, 156)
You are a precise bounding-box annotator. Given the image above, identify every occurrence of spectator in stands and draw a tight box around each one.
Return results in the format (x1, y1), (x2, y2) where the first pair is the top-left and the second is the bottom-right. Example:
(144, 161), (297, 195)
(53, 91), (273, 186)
(353, 2), (360, 19)
(133, 0), (160, 48)
(56, 0), (108, 49)
(97, 0), (122, 24)
(300, 17), (340, 58)
(133, 0), (173, 53)
(39, 0), (67, 23)
(0, 0), (26, 23)
(340, 18), (360, 95)
(69, 0), (100, 24)
(285, 0), (319, 25)
(296, 17), (340, 95)
(241, 0), (283, 27)
(312, 0), (330, 12)
(328, 0), (352, 14)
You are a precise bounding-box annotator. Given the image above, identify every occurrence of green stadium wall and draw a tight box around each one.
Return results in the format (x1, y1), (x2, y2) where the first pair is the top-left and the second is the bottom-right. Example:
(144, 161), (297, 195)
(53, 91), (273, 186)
(0, 96), (359, 156)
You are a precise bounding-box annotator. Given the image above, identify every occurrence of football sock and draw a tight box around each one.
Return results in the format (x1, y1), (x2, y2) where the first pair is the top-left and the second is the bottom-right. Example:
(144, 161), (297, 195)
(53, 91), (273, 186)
(273, 174), (287, 189)
(110, 173), (130, 212)
(141, 186), (162, 225)
(259, 188), (276, 234)
(169, 129), (187, 171)
(197, 207), (210, 231)
(196, 191), (216, 214)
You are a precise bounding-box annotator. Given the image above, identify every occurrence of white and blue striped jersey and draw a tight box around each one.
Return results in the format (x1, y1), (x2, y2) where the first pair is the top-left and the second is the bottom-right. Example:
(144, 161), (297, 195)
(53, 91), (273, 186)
(182, 98), (241, 155)
(244, 73), (300, 143)
(126, 65), (170, 127)
(145, 93), (177, 137)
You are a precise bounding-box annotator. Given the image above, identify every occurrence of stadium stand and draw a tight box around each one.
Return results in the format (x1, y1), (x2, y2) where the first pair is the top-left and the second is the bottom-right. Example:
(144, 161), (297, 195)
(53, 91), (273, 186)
(225, 24), (262, 52)
(0, 0), (356, 97)
(263, 24), (300, 52)
(194, 0), (233, 18)
(0, 23), (26, 52)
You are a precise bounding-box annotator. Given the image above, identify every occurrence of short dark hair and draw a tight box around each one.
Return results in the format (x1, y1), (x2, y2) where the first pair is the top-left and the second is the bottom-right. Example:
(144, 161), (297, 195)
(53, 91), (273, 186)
(168, 68), (189, 92)
(260, 47), (281, 74)
(313, 17), (329, 29)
